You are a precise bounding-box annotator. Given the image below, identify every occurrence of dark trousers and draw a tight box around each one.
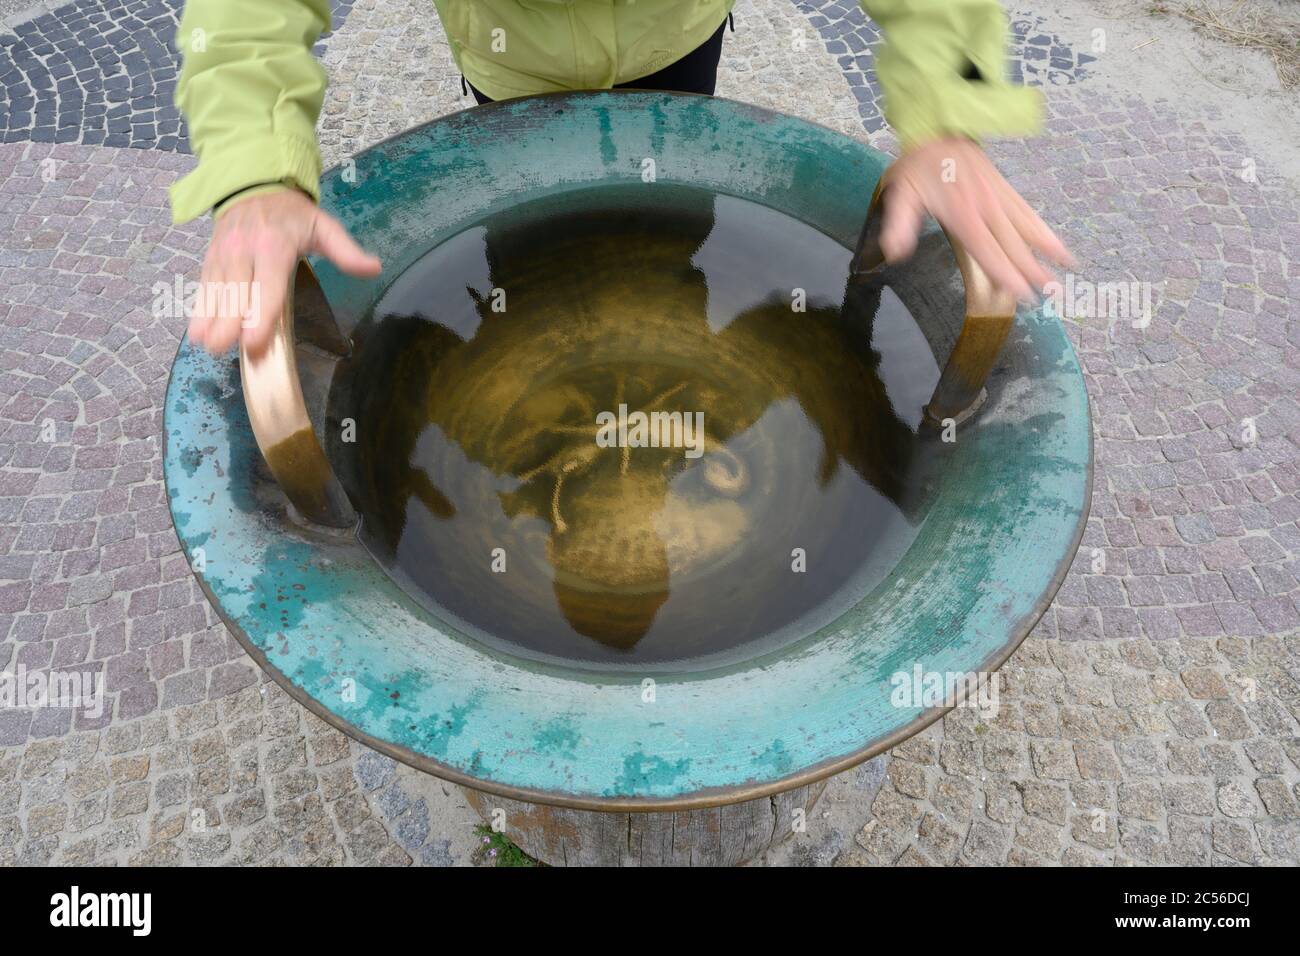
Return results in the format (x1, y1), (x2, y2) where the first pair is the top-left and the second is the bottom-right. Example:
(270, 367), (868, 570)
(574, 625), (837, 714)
(467, 18), (729, 105)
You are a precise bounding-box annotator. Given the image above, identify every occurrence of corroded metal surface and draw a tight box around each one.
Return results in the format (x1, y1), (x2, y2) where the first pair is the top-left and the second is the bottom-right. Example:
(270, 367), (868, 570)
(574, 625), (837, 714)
(162, 91), (1092, 809)
(463, 779), (829, 866)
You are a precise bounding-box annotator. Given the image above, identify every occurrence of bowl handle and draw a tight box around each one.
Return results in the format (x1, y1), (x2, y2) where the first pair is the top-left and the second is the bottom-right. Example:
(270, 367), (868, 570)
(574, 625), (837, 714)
(238, 260), (357, 528)
(853, 179), (1019, 425)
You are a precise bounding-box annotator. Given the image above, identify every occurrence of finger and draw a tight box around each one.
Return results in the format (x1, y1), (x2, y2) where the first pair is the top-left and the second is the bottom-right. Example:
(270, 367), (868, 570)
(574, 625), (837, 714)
(308, 210), (382, 277)
(243, 251), (295, 357)
(878, 180), (925, 263)
(189, 255), (216, 347)
(945, 202), (1035, 302)
(204, 256), (254, 354)
(1002, 185), (1076, 268)
(980, 198), (1056, 297)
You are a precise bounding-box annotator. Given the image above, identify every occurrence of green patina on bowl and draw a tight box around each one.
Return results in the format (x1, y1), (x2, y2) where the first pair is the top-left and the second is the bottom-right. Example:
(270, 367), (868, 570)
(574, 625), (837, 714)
(163, 91), (1092, 809)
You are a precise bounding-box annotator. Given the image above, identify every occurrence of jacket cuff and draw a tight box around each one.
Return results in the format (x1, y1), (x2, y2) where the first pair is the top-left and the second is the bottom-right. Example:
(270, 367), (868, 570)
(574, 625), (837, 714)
(170, 133), (321, 224)
(213, 183), (299, 220)
(884, 75), (1043, 151)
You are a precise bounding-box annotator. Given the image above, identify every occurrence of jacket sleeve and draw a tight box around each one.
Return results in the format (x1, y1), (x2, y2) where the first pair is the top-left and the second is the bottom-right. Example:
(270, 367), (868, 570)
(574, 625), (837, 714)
(170, 0), (331, 224)
(859, 0), (1041, 150)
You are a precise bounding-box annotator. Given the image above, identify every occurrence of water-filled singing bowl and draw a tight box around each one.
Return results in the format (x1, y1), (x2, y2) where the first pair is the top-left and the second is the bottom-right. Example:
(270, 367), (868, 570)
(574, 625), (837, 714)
(163, 91), (1091, 809)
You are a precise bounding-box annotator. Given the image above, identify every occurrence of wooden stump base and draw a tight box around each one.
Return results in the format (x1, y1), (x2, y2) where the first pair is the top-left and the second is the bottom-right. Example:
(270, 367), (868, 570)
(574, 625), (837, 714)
(463, 781), (827, 867)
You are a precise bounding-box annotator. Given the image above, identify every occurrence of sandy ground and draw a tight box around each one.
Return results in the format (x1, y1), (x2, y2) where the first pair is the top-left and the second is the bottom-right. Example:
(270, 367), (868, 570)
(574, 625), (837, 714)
(1038, 0), (1300, 183)
(0, 0), (45, 27)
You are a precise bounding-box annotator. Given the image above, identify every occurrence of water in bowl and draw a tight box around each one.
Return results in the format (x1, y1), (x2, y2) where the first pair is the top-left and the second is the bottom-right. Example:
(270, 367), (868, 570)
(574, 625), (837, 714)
(328, 183), (941, 671)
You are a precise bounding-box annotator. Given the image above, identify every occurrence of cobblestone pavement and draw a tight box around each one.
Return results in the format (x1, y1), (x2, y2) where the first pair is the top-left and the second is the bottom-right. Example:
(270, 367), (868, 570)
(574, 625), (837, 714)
(1, 0), (1298, 866)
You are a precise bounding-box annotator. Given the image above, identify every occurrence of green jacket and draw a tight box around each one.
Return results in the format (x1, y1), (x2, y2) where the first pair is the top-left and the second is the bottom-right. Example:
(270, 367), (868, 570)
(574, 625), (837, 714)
(170, 0), (1040, 224)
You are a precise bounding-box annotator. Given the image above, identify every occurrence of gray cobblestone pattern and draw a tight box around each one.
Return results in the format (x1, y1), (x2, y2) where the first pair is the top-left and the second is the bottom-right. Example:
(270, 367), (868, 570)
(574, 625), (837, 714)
(0, 0), (355, 149)
(1, 0), (1298, 866)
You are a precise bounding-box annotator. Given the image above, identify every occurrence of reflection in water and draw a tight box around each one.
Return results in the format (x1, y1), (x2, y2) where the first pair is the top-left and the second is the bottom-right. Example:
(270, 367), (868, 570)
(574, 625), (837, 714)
(328, 185), (940, 670)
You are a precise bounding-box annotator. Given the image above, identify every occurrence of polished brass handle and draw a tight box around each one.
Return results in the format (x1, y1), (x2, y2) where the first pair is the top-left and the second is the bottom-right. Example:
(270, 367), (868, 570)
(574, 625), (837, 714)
(852, 179), (1018, 426)
(238, 260), (356, 528)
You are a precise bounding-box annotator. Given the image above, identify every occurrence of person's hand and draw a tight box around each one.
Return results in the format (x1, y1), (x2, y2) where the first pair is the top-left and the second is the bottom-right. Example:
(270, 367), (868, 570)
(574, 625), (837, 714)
(189, 188), (382, 355)
(878, 136), (1073, 301)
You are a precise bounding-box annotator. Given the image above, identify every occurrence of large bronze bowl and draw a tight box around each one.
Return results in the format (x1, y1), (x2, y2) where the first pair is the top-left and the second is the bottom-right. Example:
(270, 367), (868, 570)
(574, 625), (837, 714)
(163, 91), (1091, 810)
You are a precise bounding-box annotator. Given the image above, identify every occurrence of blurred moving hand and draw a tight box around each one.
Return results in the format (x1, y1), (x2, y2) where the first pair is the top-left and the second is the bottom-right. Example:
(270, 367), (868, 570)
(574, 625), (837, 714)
(879, 136), (1074, 302)
(189, 189), (382, 355)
